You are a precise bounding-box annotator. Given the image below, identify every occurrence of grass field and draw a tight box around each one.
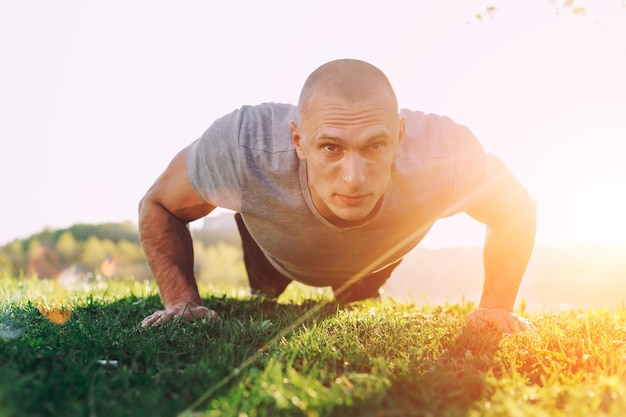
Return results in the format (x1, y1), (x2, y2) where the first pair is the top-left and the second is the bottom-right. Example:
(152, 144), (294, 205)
(1, 276), (626, 417)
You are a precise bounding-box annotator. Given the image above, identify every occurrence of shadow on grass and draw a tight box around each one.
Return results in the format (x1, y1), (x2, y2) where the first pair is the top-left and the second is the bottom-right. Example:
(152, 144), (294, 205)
(1, 293), (505, 417)
(0, 292), (343, 417)
(191, 297), (506, 417)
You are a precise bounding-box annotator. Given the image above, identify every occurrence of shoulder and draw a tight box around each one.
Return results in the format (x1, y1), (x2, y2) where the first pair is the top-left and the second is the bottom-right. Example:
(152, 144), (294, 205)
(234, 103), (296, 152)
(238, 102), (296, 130)
(207, 102), (295, 131)
(400, 109), (484, 159)
(198, 103), (295, 151)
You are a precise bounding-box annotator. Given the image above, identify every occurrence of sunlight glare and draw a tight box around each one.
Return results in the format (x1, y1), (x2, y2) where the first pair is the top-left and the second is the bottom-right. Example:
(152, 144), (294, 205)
(572, 180), (626, 246)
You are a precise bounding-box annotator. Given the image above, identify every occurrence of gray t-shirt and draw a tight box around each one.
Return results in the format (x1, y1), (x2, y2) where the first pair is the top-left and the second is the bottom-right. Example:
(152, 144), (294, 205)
(188, 102), (527, 286)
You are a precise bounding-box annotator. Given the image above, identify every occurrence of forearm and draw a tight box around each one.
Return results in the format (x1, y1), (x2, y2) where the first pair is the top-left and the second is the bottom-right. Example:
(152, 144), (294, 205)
(479, 201), (536, 311)
(139, 198), (201, 308)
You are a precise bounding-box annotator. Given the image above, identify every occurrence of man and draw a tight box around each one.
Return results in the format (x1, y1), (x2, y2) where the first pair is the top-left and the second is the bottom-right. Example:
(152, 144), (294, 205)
(139, 59), (536, 333)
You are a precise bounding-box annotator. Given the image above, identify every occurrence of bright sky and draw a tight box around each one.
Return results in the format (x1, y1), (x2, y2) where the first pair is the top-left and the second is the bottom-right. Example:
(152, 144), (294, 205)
(1, 0), (625, 247)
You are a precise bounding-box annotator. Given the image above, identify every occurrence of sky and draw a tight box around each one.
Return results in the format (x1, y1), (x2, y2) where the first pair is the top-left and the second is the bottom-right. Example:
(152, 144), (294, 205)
(1, 0), (625, 248)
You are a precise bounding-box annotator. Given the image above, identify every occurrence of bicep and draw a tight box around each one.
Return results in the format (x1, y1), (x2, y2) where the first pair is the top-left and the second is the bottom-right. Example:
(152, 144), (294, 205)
(143, 145), (215, 223)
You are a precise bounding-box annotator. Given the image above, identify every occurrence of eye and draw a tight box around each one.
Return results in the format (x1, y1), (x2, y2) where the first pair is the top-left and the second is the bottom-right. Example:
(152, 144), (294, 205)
(322, 143), (341, 153)
(366, 142), (384, 152)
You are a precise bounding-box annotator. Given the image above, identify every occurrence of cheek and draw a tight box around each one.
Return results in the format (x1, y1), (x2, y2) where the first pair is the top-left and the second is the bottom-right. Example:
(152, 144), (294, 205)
(307, 162), (340, 193)
(308, 162), (333, 185)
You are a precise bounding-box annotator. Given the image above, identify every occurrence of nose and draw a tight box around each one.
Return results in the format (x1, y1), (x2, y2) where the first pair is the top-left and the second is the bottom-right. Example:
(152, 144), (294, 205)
(341, 153), (367, 186)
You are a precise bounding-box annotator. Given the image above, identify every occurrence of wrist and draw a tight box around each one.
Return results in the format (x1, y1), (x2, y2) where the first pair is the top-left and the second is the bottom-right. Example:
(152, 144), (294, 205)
(165, 297), (202, 310)
(478, 300), (514, 312)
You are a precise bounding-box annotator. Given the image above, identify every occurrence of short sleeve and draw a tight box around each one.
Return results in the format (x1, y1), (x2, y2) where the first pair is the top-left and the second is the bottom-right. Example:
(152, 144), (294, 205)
(187, 109), (243, 211)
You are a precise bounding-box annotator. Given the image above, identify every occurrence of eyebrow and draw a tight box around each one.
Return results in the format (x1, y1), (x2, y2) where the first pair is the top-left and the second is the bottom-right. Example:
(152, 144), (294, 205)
(314, 132), (390, 143)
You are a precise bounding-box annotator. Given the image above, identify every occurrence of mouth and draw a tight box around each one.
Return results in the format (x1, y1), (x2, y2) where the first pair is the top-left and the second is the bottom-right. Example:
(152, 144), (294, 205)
(336, 194), (369, 205)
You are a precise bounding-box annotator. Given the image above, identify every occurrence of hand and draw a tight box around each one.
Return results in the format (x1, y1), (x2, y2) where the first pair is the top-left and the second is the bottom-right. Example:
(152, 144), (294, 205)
(141, 303), (218, 328)
(466, 308), (535, 334)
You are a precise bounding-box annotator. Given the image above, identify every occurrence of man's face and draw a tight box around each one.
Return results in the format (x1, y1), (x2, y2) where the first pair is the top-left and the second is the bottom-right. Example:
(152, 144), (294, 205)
(291, 91), (405, 227)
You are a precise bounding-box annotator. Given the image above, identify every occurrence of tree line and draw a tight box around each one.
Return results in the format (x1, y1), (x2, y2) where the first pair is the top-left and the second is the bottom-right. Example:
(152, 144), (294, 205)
(0, 222), (247, 288)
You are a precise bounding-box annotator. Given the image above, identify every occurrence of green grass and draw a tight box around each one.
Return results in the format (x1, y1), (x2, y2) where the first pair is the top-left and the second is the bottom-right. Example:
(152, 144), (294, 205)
(1, 277), (626, 417)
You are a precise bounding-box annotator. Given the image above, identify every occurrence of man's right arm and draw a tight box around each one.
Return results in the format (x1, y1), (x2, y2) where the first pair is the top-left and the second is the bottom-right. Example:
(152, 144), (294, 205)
(138, 145), (217, 328)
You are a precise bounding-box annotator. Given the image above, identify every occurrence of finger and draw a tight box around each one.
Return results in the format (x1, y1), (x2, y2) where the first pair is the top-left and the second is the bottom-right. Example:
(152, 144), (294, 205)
(516, 318), (529, 332)
(520, 318), (536, 332)
(141, 311), (173, 328)
(509, 316), (535, 333)
(465, 313), (478, 328)
(155, 311), (176, 326)
(506, 318), (517, 334)
(466, 312), (491, 331)
(141, 313), (160, 329)
(183, 307), (218, 322)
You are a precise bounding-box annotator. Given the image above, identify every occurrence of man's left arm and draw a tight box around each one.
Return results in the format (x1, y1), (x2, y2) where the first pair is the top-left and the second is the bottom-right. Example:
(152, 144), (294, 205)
(464, 155), (537, 333)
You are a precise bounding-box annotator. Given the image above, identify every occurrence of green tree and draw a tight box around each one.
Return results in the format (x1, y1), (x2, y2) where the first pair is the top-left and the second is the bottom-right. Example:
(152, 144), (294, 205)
(6, 241), (25, 276)
(80, 236), (107, 271)
(55, 231), (78, 264)
(100, 238), (117, 258)
(0, 252), (13, 277)
(116, 240), (144, 263)
(197, 242), (247, 288)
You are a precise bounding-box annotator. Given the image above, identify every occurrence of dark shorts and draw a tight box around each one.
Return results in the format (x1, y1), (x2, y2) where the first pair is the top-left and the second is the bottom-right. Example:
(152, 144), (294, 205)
(234, 213), (401, 303)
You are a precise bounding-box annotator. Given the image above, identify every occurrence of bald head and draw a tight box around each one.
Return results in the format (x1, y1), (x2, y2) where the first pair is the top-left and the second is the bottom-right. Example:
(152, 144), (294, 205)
(296, 59), (398, 122)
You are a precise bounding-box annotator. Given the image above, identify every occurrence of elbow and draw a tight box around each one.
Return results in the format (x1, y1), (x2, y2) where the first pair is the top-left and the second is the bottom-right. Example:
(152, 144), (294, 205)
(137, 192), (167, 245)
(138, 191), (160, 235)
(137, 194), (150, 242)
(138, 196), (144, 220)
(138, 194), (149, 226)
(488, 195), (536, 238)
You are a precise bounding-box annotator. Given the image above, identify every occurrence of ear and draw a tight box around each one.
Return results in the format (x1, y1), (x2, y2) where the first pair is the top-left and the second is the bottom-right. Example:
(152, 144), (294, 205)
(289, 120), (306, 160)
(397, 115), (406, 146)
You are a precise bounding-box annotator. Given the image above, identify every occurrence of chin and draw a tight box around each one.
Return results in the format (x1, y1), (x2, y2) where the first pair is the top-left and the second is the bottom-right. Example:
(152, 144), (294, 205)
(333, 209), (373, 224)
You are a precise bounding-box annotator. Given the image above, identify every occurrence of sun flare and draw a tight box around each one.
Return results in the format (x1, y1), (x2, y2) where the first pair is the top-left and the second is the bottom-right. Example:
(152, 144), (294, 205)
(571, 180), (626, 246)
